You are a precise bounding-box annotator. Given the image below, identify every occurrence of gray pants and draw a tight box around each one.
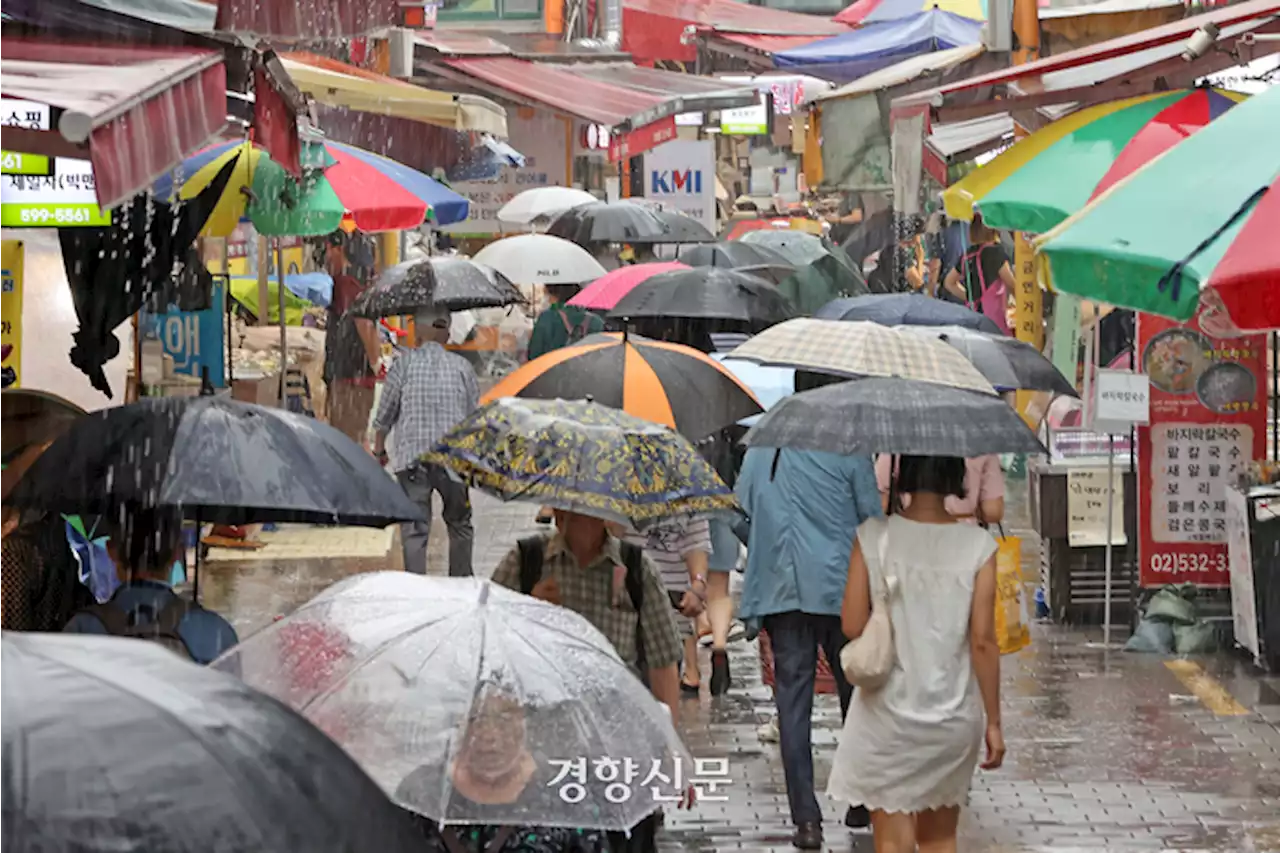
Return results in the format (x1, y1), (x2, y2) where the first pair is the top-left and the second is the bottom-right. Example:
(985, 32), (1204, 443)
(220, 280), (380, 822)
(396, 463), (474, 577)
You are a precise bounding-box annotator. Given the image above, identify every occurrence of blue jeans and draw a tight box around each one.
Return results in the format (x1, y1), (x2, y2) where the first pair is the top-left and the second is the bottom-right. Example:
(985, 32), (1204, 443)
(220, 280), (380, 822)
(764, 610), (854, 826)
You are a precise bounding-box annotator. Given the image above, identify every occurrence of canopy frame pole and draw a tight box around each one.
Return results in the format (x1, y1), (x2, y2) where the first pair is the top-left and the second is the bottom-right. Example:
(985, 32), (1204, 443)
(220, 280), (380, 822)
(277, 240), (288, 407)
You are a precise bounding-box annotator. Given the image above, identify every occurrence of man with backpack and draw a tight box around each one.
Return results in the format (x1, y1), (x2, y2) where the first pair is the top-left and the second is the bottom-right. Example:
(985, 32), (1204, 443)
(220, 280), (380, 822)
(526, 283), (604, 361)
(63, 507), (238, 665)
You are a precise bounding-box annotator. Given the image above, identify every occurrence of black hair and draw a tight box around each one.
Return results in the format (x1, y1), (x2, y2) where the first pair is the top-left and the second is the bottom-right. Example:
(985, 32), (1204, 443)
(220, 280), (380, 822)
(893, 455), (967, 500)
(105, 505), (184, 573)
(545, 283), (580, 301)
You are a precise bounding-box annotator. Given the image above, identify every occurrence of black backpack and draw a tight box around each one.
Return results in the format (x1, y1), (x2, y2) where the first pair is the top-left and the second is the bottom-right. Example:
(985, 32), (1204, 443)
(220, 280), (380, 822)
(78, 597), (197, 660)
(517, 535), (649, 682)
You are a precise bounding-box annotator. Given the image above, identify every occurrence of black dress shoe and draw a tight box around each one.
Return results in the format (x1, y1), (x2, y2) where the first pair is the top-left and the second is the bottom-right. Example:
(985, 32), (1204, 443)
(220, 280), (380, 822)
(709, 649), (731, 696)
(844, 804), (871, 828)
(793, 822), (823, 850)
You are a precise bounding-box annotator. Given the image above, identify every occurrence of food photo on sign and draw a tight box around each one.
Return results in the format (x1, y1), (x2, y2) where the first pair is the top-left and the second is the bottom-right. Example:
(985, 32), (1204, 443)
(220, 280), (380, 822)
(1136, 310), (1268, 588)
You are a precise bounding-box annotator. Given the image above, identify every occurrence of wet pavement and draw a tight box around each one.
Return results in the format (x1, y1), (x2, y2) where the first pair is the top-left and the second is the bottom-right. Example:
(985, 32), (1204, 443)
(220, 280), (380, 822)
(201, 476), (1280, 852)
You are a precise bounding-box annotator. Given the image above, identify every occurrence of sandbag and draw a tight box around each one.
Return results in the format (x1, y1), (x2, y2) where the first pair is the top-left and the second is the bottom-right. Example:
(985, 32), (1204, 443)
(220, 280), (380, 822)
(1173, 621), (1218, 655)
(1144, 586), (1196, 625)
(1123, 619), (1174, 654)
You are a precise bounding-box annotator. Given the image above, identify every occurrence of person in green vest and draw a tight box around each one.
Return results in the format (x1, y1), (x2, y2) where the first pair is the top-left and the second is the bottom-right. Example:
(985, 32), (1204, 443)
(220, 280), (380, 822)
(526, 284), (604, 362)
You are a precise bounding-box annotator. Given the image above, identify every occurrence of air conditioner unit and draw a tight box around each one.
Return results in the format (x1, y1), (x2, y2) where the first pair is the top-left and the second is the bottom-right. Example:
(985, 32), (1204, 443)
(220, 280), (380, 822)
(388, 28), (416, 79)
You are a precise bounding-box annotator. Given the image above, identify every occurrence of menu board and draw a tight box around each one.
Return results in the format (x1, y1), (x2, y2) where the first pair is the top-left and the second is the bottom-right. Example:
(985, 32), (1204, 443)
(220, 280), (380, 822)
(1067, 465), (1127, 547)
(1137, 312), (1267, 587)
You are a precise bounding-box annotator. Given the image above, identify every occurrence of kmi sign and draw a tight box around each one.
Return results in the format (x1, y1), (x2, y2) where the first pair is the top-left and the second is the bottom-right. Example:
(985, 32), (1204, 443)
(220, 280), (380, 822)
(644, 140), (715, 233)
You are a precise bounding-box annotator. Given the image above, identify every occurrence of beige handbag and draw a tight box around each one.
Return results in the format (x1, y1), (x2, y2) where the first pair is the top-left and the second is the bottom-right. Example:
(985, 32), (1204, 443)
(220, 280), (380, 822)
(839, 521), (898, 691)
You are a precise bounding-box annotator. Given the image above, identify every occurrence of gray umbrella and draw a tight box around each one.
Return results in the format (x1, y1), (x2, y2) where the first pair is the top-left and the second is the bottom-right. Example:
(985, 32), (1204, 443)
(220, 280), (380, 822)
(1, 633), (426, 853)
(897, 325), (1079, 397)
(676, 241), (796, 285)
(350, 257), (524, 318)
(651, 209), (715, 243)
(546, 202), (672, 245)
(744, 377), (1046, 457)
(737, 230), (829, 266)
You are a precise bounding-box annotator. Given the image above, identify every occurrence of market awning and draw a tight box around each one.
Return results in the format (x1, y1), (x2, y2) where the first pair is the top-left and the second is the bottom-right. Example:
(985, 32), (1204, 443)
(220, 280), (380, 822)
(811, 43), (985, 103)
(708, 33), (832, 57)
(214, 0), (398, 40)
(623, 0), (847, 64)
(1, 39), (228, 209)
(280, 52), (508, 136)
(564, 64), (758, 120)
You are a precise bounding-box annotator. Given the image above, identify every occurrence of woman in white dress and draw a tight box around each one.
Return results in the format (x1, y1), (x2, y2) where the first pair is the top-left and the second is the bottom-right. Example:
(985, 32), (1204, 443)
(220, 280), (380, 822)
(828, 455), (1005, 853)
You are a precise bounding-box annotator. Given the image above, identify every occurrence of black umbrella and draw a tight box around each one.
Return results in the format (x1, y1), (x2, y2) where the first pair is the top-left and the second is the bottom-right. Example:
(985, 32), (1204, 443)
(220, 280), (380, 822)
(1, 633), (426, 853)
(546, 202), (671, 245)
(676, 241), (796, 284)
(9, 396), (424, 528)
(350, 257), (524, 318)
(650, 209), (715, 243)
(900, 325), (1078, 397)
(817, 293), (1004, 335)
(608, 268), (795, 326)
(736, 230), (829, 266)
(744, 377), (1046, 457)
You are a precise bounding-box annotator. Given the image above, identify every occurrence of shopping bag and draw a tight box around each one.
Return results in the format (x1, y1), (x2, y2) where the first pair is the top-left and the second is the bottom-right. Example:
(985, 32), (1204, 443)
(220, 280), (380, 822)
(994, 534), (1031, 655)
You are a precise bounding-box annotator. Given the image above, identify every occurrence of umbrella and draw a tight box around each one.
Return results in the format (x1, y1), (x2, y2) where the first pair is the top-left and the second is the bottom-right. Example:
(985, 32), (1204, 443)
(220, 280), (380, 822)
(944, 89), (1246, 235)
(817, 292), (1004, 334)
(744, 377), (1046, 457)
(423, 398), (738, 528)
(567, 262), (689, 311)
(8, 396), (425, 528)
(483, 332), (762, 440)
(2, 389), (86, 463)
(649, 209), (716, 243)
(710, 354), (796, 427)
(737, 230), (831, 267)
(210, 573), (692, 830)
(729, 318), (996, 395)
(897, 324), (1078, 396)
(153, 139), (470, 237)
(1, 632), (426, 853)
(1037, 83), (1280, 330)
(835, 0), (984, 24)
(676, 241), (796, 285)
(546, 202), (672, 246)
(349, 257), (523, 318)
(472, 234), (608, 286)
(497, 186), (598, 225)
(775, 250), (870, 315)
(608, 268), (795, 326)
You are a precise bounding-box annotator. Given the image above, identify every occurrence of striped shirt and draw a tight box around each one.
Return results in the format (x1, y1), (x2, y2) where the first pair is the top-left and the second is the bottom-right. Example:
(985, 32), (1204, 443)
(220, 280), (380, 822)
(619, 518), (711, 592)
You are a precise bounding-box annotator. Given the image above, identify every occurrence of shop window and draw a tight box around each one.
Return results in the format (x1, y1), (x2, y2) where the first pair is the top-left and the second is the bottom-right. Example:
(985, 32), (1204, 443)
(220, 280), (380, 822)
(438, 0), (542, 21)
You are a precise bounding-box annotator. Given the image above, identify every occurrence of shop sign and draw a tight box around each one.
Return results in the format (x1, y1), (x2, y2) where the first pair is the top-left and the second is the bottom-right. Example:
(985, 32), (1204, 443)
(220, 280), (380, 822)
(1137, 311), (1267, 587)
(2, 240), (24, 389)
(1225, 486), (1260, 664)
(608, 116), (677, 164)
(720, 103), (767, 135)
(1091, 369), (1150, 435)
(1067, 465), (1126, 548)
(644, 139), (715, 234)
(0, 99), (111, 228)
(141, 279), (227, 388)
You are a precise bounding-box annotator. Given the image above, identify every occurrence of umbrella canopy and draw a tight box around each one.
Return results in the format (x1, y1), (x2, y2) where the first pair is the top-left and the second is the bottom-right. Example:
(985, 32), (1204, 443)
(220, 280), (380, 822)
(2, 633), (425, 853)
(897, 325), (1078, 396)
(650, 209), (716, 243)
(776, 250), (870, 315)
(744, 377), (1046, 457)
(483, 332), (762, 440)
(676, 241), (796, 284)
(211, 573), (692, 830)
(568, 262), (690, 311)
(153, 140), (470, 237)
(944, 88), (1246, 235)
(349, 257), (523, 318)
(2, 389), (86, 463)
(710, 354), (796, 427)
(8, 396), (425, 527)
(835, 0), (985, 24)
(423, 398), (737, 528)
(546, 202), (672, 246)
(730, 318), (996, 395)
(472, 234), (608, 286)
(497, 186), (598, 225)
(1037, 83), (1280, 330)
(608, 268), (795, 326)
(817, 292), (1004, 334)
(737, 230), (831, 267)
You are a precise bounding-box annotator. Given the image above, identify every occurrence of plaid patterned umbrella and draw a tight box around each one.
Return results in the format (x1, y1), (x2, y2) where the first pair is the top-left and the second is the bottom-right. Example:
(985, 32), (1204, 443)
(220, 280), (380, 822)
(744, 378), (1045, 457)
(730, 319), (996, 395)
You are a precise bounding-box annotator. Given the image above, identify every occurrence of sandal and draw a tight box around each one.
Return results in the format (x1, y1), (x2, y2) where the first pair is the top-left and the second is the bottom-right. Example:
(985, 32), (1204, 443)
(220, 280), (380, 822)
(679, 681), (701, 697)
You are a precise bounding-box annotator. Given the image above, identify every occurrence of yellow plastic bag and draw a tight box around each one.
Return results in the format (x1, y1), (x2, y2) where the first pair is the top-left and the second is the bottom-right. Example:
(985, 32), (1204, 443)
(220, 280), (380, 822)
(994, 536), (1031, 655)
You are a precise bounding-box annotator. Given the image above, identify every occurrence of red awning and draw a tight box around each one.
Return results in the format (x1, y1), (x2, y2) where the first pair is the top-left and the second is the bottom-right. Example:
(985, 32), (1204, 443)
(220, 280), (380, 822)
(623, 0), (846, 64)
(1, 40), (227, 210)
(440, 57), (667, 127)
(215, 0), (398, 39)
(709, 33), (830, 55)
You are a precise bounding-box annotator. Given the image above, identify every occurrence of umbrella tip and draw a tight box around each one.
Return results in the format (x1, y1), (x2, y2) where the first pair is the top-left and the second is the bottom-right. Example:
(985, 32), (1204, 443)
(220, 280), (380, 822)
(585, 394), (595, 404)
(479, 581), (490, 605)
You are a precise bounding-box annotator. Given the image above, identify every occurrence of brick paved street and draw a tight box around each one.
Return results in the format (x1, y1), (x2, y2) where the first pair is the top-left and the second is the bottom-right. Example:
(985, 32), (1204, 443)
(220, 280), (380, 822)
(203, 478), (1280, 852)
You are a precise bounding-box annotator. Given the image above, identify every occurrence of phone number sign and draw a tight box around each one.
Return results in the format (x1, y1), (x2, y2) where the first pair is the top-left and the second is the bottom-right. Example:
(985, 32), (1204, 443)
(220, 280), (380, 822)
(0, 99), (111, 228)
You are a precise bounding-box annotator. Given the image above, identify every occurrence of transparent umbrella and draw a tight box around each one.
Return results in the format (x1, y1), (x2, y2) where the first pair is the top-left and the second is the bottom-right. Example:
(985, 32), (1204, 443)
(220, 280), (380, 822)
(212, 573), (692, 831)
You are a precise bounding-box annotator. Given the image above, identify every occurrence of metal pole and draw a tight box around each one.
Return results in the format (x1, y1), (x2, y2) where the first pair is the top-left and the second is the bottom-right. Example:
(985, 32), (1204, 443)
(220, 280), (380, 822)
(1272, 331), (1278, 461)
(1103, 433), (1116, 649)
(277, 240), (288, 407)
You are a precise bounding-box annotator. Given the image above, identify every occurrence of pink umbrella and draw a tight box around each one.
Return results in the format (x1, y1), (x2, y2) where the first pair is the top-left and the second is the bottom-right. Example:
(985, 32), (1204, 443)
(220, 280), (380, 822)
(568, 262), (689, 311)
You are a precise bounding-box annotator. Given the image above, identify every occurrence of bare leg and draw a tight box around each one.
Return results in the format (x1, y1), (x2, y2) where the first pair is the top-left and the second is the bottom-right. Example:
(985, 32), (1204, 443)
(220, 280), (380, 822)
(870, 810), (915, 853)
(681, 636), (700, 687)
(706, 571), (733, 649)
(916, 806), (961, 853)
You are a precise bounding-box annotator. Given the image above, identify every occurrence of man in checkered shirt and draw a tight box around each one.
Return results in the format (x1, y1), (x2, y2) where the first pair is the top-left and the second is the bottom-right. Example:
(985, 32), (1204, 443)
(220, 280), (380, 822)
(372, 306), (479, 577)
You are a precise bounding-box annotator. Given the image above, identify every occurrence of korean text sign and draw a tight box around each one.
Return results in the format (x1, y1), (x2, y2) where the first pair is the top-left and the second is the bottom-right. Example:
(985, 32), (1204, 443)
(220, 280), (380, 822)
(1137, 312), (1266, 587)
(1, 99), (111, 228)
(142, 279), (227, 387)
(1, 240), (23, 389)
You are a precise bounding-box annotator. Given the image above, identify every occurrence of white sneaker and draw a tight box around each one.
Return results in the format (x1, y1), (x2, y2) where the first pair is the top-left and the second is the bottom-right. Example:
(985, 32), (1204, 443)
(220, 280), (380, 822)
(757, 715), (780, 743)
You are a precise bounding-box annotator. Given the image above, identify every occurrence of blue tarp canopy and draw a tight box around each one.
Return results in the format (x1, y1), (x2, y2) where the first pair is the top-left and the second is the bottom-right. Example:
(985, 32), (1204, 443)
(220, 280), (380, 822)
(773, 10), (984, 84)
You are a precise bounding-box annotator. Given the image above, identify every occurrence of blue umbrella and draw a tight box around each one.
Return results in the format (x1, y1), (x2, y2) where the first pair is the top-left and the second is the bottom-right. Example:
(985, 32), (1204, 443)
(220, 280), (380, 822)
(817, 293), (1003, 334)
(711, 354), (796, 426)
